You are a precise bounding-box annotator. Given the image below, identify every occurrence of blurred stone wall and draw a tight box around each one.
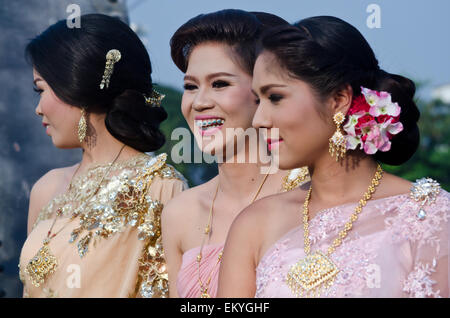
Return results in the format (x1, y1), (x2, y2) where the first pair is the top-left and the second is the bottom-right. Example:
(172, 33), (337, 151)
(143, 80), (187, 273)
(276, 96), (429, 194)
(0, 0), (128, 298)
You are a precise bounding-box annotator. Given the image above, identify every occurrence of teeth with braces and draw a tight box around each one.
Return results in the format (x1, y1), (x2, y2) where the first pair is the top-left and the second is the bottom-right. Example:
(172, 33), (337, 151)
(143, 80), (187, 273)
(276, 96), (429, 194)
(195, 119), (225, 129)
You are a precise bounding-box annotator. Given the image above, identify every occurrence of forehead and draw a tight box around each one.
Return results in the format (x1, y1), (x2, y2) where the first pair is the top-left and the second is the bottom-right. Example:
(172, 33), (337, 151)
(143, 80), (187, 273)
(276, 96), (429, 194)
(186, 42), (246, 76)
(253, 51), (290, 86)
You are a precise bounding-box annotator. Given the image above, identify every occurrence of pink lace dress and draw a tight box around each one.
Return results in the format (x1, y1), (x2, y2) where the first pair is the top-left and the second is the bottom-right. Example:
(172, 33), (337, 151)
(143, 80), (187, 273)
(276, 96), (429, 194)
(176, 168), (309, 298)
(256, 179), (449, 298)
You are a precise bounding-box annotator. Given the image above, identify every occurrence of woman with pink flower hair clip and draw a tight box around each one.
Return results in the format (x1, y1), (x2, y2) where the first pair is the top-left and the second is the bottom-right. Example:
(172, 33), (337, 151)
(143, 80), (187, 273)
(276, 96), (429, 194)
(218, 16), (449, 298)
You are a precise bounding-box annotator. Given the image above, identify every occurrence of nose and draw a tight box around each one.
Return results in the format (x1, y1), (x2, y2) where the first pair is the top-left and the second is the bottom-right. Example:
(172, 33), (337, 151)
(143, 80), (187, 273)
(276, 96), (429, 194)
(252, 101), (272, 129)
(192, 88), (214, 112)
(35, 102), (43, 116)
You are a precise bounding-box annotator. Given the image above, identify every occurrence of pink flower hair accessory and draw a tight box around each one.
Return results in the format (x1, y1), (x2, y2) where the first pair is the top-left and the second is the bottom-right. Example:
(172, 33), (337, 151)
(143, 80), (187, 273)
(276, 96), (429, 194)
(343, 86), (403, 155)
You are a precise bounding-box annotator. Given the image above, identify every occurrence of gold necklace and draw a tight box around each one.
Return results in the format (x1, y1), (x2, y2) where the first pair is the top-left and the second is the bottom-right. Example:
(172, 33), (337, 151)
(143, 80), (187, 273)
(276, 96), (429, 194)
(197, 170), (271, 298)
(281, 167), (310, 192)
(25, 144), (127, 287)
(286, 164), (383, 297)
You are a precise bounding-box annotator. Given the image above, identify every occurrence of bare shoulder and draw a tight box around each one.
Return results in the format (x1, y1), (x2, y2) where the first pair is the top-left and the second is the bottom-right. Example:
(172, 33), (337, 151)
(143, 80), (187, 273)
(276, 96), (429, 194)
(30, 166), (75, 205)
(225, 183), (309, 264)
(28, 165), (78, 233)
(149, 172), (188, 205)
(374, 172), (413, 199)
(231, 182), (310, 243)
(161, 177), (216, 226)
(38, 164), (77, 189)
(163, 177), (212, 209)
(243, 181), (308, 219)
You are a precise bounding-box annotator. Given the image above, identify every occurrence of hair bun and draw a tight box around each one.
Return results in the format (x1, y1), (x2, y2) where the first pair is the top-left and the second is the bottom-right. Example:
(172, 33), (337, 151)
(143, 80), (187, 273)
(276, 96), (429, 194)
(257, 16), (422, 166)
(371, 70), (420, 165)
(26, 14), (167, 152)
(105, 89), (168, 152)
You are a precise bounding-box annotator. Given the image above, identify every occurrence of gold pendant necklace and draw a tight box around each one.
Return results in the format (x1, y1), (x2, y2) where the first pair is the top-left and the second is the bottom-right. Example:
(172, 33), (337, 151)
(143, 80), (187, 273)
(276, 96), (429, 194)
(286, 164), (383, 297)
(25, 144), (126, 288)
(25, 237), (59, 287)
(197, 170), (271, 298)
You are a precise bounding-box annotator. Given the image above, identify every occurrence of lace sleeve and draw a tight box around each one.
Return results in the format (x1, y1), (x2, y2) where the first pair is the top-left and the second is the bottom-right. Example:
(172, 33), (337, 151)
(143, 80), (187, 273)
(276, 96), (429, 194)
(402, 179), (449, 298)
(132, 154), (187, 298)
(135, 200), (167, 298)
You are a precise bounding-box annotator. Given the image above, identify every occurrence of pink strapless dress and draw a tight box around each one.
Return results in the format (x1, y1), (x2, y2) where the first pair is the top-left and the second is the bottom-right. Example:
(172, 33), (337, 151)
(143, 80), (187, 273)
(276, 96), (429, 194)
(177, 243), (224, 298)
(255, 190), (450, 298)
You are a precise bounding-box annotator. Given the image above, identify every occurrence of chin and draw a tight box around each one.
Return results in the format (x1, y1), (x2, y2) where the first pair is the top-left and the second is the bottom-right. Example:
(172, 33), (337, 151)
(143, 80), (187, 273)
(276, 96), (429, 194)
(277, 161), (295, 171)
(276, 153), (304, 171)
(52, 138), (79, 149)
(208, 142), (228, 159)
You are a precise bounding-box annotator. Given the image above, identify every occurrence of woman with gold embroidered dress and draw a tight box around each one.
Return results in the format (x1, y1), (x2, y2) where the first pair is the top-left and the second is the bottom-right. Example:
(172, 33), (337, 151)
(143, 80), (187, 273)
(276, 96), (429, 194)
(218, 16), (449, 298)
(18, 14), (187, 298)
(162, 9), (309, 299)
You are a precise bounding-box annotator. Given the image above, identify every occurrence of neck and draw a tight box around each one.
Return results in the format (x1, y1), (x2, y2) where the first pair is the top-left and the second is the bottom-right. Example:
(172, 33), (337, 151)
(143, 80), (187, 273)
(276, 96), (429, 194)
(216, 137), (271, 203)
(217, 162), (268, 203)
(78, 115), (139, 169)
(309, 152), (378, 206)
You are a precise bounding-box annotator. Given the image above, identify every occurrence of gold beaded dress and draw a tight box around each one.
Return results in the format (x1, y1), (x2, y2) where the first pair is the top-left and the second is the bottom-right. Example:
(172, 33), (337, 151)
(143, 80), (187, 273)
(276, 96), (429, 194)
(19, 153), (187, 298)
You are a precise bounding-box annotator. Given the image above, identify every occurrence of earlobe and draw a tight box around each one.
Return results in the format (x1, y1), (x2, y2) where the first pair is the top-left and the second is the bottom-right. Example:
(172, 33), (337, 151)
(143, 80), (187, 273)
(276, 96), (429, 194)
(333, 84), (353, 115)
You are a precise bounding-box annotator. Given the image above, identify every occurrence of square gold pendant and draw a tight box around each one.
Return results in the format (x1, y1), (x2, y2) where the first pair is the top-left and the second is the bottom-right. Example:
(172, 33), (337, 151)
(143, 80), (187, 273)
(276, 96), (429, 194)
(287, 251), (338, 295)
(25, 242), (58, 287)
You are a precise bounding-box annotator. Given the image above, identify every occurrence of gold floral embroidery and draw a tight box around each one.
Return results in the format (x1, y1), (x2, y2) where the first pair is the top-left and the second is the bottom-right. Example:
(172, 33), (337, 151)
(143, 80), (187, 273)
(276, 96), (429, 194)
(66, 153), (169, 258)
(24, 152), (184, 298)
(135, 232), (169, 297)
(33, 153), (152, 228)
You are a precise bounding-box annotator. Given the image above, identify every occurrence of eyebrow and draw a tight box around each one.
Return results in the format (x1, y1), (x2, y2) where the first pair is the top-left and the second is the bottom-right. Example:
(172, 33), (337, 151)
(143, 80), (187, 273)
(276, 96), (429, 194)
(259, 84), (288, 95)
(184, 72), (236, 82)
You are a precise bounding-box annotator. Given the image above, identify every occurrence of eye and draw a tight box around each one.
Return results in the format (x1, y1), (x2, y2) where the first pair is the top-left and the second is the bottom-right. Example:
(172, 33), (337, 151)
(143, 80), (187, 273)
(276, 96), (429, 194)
(183, 83), (197, 90)
(269, 94), (283, 103)
(33, 87), (43, 95)
(254, 97), (260, 105)
(212, 80), (229, 89)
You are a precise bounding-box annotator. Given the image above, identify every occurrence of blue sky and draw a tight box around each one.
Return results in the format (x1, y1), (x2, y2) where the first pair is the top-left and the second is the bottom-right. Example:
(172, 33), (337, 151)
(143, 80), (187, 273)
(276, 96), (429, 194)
(129, 0), (450, 101)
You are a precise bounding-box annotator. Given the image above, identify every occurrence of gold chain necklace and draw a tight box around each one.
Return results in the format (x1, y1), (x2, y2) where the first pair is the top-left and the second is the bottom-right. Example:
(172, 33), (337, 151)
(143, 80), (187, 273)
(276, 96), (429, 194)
(25, 144), (127, 287)
(197, 170), (271, 298)
(286, 164), (383, 297)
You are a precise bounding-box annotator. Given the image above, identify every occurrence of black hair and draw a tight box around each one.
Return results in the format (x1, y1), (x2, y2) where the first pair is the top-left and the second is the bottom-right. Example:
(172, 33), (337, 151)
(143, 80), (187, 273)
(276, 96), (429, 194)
(258, 16), (420, 165)
(25, 13), (167, 152)
(170, 9), (289, 74)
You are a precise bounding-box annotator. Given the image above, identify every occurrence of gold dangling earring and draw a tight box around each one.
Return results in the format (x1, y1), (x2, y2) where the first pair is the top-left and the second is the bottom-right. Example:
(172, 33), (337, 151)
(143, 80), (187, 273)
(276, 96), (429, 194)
(329, 111), (346, 161)
(78, 108), (87, 143)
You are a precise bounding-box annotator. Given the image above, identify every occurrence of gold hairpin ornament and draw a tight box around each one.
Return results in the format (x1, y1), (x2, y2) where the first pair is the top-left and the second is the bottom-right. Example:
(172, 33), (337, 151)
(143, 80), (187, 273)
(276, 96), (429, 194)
(99, 49), (122, 90)
(144, 90), (165, 107)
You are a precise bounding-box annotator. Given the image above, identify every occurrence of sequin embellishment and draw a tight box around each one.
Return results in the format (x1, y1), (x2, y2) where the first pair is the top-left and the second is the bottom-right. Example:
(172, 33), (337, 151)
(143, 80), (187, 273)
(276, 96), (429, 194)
(410, 178), (441, 220)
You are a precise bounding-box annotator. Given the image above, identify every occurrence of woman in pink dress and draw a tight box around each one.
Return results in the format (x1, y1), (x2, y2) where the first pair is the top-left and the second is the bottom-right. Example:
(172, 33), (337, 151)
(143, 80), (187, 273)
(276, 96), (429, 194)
(162, 10), (309, 298)
(218, 16), (449, 298)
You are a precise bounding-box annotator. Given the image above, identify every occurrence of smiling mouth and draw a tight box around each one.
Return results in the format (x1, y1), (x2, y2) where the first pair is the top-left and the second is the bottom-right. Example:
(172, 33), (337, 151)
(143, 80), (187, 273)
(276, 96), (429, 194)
(194, 118), (225, 131)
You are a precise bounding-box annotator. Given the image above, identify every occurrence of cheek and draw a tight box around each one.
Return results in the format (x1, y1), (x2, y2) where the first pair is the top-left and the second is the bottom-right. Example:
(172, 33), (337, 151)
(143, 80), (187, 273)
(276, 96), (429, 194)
(181, 94), (193, 127)
(40, 91), (75, 122)
(180, 94), (190, 117)
(39, 94), (60, 119)
(222, 87), (256, 126)
(42, 95), (78, 133)
(280, 102), (330, 152)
